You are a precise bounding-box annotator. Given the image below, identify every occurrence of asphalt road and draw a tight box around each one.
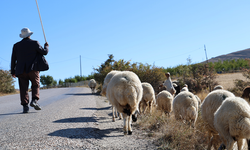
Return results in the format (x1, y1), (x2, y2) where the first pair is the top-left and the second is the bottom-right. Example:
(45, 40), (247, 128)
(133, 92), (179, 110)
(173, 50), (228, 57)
(0, 87), (157, 150)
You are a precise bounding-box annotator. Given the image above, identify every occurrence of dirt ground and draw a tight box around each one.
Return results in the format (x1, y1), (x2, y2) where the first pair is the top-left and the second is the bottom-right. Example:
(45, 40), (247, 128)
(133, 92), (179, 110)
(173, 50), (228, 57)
(215, 72), (249, 90)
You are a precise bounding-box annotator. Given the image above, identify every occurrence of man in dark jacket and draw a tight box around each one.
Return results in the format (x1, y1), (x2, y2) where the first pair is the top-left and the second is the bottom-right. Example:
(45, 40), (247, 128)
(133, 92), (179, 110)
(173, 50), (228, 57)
(11, 28), (49, 113)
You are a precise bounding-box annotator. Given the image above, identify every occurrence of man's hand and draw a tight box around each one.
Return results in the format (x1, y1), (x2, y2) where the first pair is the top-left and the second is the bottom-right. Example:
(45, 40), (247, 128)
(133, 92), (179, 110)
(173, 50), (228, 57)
(12, 74), (16, 78)
(44, 42), (49, 47)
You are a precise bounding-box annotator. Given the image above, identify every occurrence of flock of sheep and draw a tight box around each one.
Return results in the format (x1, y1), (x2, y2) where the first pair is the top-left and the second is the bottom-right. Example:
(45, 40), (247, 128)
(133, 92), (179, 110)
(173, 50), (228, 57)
(88, 70), (250, 150)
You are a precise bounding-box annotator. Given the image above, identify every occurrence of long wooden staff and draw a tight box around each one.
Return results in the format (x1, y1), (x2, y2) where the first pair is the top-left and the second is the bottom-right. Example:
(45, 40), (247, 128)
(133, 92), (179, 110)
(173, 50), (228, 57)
(35, 0), (47, 43)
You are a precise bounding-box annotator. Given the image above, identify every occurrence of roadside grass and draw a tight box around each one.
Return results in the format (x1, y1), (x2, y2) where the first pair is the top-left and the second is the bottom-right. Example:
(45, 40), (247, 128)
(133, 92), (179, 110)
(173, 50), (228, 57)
(0, 90), (19, 97)
(135, 91), (210, 150)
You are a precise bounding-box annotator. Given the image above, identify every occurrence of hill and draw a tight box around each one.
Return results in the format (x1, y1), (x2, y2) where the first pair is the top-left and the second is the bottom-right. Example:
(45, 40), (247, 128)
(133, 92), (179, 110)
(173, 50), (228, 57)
(207, 48), (250, 63)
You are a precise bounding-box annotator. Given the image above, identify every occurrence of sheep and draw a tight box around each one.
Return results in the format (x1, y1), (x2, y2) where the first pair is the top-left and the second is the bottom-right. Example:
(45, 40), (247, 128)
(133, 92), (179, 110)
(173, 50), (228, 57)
(88, 79), (96, 94)
(214, 97), (250, 150)
(106, 71), (143, 135)
(139, 82), (156, 114)
(163, 72), (176, 96)
(194, 95), (201, 107)
(172, 81), (180, 96)
(214, 85), (223, 90)
(156, 90), (174, 116)
(173, 91), (199, 128)
(242, 86), (250, 101)
(180, 84), (189, 92)
(201, 89), (235, 150)
(101, 70), (122, 121)
(101, 70), (121, 96)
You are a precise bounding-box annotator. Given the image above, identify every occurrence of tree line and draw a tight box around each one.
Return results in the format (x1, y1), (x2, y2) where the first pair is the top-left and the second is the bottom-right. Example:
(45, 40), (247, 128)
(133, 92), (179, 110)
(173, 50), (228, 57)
(1, 56), (250, 94)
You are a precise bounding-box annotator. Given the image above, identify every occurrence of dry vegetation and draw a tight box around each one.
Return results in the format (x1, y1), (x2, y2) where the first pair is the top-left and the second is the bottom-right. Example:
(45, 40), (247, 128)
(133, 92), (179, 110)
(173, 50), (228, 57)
(215, 72), (249, 90)
(135, 91), (210, 150)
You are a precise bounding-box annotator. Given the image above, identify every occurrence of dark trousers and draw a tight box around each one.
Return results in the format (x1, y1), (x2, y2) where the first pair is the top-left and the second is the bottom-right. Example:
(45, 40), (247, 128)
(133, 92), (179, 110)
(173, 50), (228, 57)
(18, 71), (40, 106)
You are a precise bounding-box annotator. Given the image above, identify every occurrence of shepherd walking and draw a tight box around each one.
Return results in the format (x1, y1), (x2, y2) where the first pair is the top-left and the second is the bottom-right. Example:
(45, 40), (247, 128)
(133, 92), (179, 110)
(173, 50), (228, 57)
(11, 28), (49, 113)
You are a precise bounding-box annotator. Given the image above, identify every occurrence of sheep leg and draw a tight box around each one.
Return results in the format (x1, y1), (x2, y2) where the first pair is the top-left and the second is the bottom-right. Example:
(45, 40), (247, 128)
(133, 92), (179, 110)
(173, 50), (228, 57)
(112, 106), (116, 122)
(212, 134), (221, 150)
(207, 131), (212, 150)
(139, 102), (143, 114)
(224, 135), (235, 150)
(127, 115), (132, 135)
(143, 103), (148, 114)
(122, 113), (128, 135)
(118, 112), (122, 120)
(114, 107), (118, 118)
(237, 138), (244, 150)
(148, 101), (152, 114)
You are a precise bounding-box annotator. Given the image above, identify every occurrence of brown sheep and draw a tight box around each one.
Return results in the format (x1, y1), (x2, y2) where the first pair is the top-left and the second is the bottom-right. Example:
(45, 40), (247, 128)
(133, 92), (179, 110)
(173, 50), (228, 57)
(242, 86), (250, 101)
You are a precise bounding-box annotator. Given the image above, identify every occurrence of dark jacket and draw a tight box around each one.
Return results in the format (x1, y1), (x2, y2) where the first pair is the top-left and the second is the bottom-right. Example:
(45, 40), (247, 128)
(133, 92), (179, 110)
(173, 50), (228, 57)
(11, 38), (49, 76)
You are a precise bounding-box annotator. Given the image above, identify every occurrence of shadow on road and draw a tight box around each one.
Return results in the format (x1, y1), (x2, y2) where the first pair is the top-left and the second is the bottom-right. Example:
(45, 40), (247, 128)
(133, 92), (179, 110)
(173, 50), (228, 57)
(48, 127), (123, 139)
(80, 106), (111, 111)
(53, 117), (97, 123)
(65, 93), (99, 96)
(0, 112), (37, 116)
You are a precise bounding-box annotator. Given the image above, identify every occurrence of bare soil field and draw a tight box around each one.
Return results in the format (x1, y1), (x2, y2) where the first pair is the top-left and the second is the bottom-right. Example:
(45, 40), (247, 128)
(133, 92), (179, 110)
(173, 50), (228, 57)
(215, 72), (249, 90)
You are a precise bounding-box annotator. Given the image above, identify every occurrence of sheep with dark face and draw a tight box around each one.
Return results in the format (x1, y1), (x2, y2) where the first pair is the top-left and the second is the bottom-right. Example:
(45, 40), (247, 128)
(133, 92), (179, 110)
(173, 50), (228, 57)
(180, 84), (189, 92)
(88, 79), (96, 94)
(172, 81), (180, 96)
(106, 71), (143, 135)
(242, 86), (250, 101)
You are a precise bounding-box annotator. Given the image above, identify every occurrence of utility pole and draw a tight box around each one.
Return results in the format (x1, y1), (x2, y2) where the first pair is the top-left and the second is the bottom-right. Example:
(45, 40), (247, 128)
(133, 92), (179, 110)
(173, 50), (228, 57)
(204, 45), (212, 92)
(80, 55), (82, 77)
(204, 45), (208, 63)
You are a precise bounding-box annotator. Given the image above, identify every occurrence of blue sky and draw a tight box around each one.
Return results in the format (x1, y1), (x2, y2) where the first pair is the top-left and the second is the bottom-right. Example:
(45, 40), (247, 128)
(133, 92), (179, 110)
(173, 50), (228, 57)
(1, 0), (250, 89)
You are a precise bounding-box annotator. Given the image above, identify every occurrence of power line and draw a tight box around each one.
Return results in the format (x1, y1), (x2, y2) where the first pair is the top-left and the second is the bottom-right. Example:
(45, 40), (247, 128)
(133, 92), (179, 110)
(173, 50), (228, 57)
(49, 57), (79, 64)
(0, 57), (9, 63)
(142, 47), (202, 63)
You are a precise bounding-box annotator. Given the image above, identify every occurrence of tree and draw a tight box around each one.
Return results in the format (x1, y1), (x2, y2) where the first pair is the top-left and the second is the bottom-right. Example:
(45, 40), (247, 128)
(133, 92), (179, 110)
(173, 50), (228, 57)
(0, 70), (15, 93)
(93, 54), (115, 84)
(59, 79), (64, 86)
(40, 75), (56, 87)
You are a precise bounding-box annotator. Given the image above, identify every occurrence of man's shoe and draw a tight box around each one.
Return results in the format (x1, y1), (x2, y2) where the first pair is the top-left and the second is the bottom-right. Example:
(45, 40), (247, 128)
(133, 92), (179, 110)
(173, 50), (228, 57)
(23, 105), (29, 113)
(30, 99), (42, 110)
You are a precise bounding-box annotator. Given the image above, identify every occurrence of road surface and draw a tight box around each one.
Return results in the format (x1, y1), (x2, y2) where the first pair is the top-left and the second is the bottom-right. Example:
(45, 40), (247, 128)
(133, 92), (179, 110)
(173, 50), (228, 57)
(0, 87), (157, 149)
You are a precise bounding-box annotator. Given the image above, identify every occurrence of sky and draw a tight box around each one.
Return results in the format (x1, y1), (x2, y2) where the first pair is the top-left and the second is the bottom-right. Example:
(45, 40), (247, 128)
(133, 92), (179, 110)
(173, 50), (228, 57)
(1, 0), (250, 89)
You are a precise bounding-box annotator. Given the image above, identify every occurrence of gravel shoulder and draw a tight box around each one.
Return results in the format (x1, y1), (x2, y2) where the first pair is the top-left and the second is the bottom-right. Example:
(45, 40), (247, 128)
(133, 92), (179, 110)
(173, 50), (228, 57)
(0, 87), (157, 150)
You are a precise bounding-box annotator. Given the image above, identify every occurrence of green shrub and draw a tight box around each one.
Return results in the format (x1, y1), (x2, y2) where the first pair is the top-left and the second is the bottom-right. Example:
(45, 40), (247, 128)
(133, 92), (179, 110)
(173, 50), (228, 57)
(93, 55), (165, 94)
(0, 70), (15, 93)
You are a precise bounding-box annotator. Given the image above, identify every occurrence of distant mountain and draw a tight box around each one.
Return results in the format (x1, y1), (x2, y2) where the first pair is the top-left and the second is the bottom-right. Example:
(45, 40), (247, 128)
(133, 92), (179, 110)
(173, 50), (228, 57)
(207, 48), (250, 63)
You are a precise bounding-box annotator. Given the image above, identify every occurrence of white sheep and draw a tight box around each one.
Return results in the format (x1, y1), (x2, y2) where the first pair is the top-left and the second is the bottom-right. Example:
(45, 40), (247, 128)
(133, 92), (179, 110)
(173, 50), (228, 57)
(106, 71), (143, 135)
(101, 70), (122, 121)
(173, 91), (199, 127)
(156, 90), (173, 116)
(214, 97), (250, 150)
(101, 70), (121, 96)
(194, 95), (201, 107)
(139, 82), (156, 114)
(201, 89), (235, 150)
(88, 79), (96, 94)
(163, 72), (176, 96)
(214, 85), (223, 90)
